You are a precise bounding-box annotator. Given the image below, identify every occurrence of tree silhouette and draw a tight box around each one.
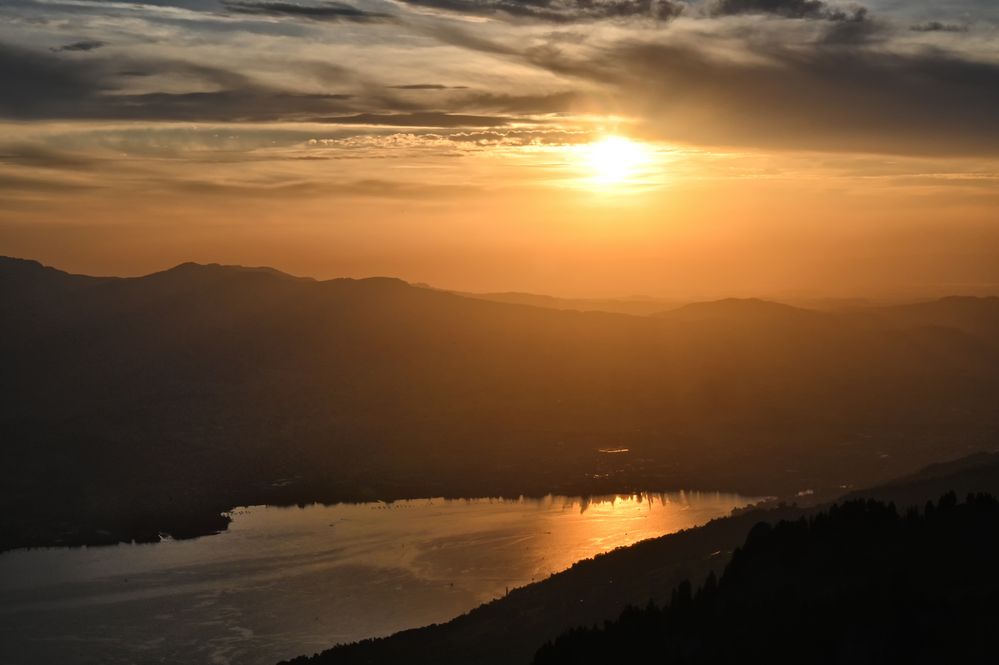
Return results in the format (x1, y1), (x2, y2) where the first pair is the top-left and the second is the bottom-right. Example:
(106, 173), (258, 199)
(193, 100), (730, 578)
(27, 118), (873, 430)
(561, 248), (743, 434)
(534, 493), (999, 664)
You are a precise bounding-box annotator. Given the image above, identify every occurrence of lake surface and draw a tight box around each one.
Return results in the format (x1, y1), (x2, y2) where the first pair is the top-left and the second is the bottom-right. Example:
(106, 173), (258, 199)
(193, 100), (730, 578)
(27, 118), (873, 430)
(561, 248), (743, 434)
(0, 492), (758, 665)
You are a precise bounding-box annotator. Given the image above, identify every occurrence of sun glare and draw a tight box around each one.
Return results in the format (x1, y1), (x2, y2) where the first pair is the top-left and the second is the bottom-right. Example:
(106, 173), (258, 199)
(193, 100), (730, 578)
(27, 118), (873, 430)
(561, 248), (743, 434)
(582, 136), (651, 186)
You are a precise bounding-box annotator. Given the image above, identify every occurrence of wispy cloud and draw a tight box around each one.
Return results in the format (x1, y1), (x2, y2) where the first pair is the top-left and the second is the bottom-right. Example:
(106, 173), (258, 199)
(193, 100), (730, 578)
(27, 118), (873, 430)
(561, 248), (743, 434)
(221, 1), (395, 23)
(527, 38), (999, 155)
(50, 40), (107, 52)
(397, 0), (684, 23)
(910, 21), (968, 32)
(309, 112), (518, 127)
(389, 83), (469, 89)
(709, 0), (867, 21)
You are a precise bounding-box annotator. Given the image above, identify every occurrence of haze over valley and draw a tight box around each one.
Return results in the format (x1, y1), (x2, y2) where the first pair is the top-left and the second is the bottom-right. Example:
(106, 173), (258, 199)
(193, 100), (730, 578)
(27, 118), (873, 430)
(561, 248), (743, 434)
(4, 256), (998, 555)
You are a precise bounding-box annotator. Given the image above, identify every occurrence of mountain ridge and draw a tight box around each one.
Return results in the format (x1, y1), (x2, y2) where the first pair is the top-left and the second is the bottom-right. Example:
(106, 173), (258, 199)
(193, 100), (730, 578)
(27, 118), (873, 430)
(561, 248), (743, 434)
(2, 256), (998, 553)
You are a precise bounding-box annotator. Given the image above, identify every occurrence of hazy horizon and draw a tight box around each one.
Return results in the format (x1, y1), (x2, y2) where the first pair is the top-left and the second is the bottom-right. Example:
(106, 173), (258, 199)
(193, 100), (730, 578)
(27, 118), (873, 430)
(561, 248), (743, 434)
(7, 254), (999, 303)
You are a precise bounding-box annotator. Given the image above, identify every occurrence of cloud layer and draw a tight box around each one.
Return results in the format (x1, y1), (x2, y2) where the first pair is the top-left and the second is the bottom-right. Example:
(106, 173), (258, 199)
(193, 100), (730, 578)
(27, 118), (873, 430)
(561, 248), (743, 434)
(0, 0), (997, 155)
(396, 0), (684, 22)
(221, 1), (394, 22)
(710, 0), (866, 21)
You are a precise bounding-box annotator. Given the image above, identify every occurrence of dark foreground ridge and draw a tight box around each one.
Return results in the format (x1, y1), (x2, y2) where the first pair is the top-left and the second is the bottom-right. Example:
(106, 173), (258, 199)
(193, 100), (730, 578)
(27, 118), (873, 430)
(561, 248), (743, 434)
(534, 492), (999, 664)
(3, 255), (999, 551)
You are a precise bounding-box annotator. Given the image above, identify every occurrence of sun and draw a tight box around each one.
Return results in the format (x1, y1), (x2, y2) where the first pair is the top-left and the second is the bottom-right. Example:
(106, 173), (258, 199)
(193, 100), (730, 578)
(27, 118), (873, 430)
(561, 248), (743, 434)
(582, 136), (651, 185)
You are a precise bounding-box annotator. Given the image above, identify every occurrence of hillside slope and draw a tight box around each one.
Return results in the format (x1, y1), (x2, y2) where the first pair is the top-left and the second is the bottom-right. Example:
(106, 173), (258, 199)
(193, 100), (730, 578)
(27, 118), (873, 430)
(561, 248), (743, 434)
(534, 491), (999, 664)
(2, 257), (998, 550)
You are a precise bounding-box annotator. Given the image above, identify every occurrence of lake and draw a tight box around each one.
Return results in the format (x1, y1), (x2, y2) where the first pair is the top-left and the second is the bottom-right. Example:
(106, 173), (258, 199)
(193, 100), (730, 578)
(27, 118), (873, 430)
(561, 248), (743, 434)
(0, 492), (759, 665)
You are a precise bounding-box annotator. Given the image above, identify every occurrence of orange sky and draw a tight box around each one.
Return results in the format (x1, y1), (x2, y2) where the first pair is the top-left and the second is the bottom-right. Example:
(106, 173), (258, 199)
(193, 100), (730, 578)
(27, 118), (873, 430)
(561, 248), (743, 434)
(1, 0), (998, 298)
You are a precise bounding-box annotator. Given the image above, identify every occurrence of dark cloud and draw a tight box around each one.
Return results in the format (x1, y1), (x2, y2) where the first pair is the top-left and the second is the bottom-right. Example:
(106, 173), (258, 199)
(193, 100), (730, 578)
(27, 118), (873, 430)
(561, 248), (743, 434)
(456, 90), (580, 113)
(0, 172), (100, 193)
(104, 91), (355, 121)
(818, 10), (880, 43)
(529, 41), (999, 155)
(0, 43), (358, 121)
(0, 144), (96, 170)
(310, 112), (517, 127)
(0, 43), (558, 127)
(221, 1), (394, 22)
(397, 0), (683, 23)
(0, 43), (108, 120)
(4, 37), (600, 127)
(389, 83), (470, 89)
(711, 0), (867, 22)
(910, 21), (968, 33)
(50, 40), (106, 53)
(170, 177), (477, 199)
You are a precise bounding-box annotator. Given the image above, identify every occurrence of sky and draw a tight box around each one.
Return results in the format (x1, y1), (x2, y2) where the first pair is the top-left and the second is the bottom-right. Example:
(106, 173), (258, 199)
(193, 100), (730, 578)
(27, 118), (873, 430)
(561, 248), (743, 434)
(1, 0), (998, 298)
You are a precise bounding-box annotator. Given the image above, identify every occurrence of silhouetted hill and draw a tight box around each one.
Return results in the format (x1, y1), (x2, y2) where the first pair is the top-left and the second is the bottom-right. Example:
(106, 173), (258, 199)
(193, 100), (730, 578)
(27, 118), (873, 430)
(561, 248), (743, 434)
(279, 452), (999, 665)
(844, 451), (999, 508)
(2, 257), (998, 551)
(533, 492), (999, 664)
(149, 261), (315, 283)
(0, 256), (113, 308)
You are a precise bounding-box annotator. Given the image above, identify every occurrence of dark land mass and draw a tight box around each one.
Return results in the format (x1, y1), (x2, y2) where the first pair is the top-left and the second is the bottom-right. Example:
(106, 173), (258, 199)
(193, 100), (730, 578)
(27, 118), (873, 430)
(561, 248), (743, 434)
(533, 491), (999, 664)
(2, 256), (999, 551)
(282, 452), (999, 665)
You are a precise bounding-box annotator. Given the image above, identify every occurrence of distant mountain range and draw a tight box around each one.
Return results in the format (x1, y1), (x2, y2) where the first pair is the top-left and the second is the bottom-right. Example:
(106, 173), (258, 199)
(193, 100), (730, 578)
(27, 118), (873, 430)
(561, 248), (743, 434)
(2, 256), (998, 551)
